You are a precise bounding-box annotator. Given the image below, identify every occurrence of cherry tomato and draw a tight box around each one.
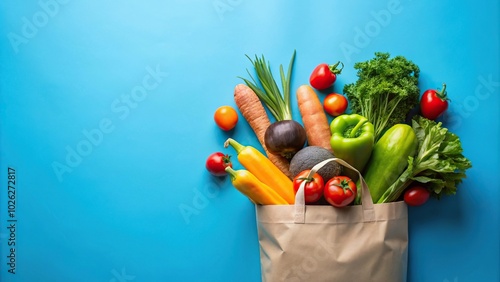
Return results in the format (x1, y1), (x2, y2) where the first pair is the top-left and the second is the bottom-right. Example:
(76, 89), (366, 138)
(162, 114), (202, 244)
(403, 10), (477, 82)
(420, 83), (449, 120)
(214, 105), (238, 131)
(323, 93), (348, 116)
(205, 152), (232, 176)
(309, 61), (344, 90)
(324, 176), (357, 207)
(293, 170), (324, 204)
(404, 186), (430, 206)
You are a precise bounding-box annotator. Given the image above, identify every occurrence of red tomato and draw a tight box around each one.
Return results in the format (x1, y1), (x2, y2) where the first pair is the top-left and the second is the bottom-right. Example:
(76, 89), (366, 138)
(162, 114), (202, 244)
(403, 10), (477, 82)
(323, 93), (348, 116)
(205, 152), (232, 176)
(309, 61), (344, 90)
(324, 176), (357, 207)
(420, 83), (449, 120)
(404, 186), (430, 206)
(214, 106), (238, 131)
(293, 170), (324, 204)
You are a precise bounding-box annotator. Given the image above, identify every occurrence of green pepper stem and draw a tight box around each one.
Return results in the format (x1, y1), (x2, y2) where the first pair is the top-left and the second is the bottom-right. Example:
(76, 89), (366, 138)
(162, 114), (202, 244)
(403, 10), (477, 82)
(437, 83), (449, 101)
(349, 118), (367, 138)
(224, 138), (244, 154)
(329, 61), (344, 74)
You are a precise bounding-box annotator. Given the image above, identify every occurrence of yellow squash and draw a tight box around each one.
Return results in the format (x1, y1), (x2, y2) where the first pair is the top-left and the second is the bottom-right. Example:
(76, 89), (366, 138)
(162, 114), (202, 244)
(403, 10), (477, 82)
(225, 138), (294, 204)
(225, 167), (288, 205)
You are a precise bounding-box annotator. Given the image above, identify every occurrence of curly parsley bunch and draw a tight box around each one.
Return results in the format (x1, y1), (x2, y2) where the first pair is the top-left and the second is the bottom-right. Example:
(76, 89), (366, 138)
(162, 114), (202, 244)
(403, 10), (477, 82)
(344, 52), (420, 141)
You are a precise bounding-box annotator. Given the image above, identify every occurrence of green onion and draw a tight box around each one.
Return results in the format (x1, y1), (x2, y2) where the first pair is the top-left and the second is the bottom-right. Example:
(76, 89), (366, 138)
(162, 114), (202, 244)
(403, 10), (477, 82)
(239, 50), (296, 121)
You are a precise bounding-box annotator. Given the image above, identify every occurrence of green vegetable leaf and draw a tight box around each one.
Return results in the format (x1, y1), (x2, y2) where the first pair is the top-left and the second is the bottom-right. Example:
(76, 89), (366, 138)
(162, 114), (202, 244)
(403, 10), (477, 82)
(377, 116), (472, 203)
(344, 52), (420, 141)
(239, 51), (296, 121)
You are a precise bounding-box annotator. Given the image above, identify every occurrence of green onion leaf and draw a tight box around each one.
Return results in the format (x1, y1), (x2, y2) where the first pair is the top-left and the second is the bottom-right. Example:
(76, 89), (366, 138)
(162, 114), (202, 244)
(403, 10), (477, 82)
(239, 50), (296, 121)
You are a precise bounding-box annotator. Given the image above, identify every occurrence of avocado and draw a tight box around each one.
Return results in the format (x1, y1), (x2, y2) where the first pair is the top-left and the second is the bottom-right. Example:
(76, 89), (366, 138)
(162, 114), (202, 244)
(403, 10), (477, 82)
(289, 146), (342, 182)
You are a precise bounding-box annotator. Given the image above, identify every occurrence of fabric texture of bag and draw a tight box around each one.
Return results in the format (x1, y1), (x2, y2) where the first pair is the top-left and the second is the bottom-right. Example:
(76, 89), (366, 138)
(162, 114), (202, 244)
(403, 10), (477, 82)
(256, 158), (408, 282)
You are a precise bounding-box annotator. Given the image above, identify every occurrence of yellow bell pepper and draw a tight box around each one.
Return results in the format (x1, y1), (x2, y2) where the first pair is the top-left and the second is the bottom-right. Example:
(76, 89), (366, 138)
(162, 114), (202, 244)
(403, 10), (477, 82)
(224, 138), (294, 204)
(225, 167), (288, 205)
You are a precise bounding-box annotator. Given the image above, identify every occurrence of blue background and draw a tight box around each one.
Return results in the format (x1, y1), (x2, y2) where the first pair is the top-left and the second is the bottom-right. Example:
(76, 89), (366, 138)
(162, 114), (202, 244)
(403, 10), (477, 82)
(1, 1), (499, 281)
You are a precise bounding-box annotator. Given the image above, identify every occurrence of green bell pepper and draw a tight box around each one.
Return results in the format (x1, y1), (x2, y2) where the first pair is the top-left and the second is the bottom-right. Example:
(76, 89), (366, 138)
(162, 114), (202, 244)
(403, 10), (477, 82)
(330, 114), (374, 176)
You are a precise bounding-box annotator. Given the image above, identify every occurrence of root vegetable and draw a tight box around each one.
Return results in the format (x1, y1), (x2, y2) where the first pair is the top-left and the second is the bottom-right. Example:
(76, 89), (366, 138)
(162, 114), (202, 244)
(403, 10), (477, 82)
(240, 51), (306, 159)
(296, 85), (332, 151)
(264, 120), (307, 159)
(233, 84), (293, 178)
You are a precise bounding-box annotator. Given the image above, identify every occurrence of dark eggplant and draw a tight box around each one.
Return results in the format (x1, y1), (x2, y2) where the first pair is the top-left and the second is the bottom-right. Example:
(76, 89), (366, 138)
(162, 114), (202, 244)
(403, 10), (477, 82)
(264, 120), (307, 159)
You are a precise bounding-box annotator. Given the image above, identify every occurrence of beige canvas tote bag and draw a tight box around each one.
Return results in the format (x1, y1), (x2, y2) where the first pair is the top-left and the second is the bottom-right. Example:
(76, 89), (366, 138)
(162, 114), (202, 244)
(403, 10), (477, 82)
(255, 158), (408, 282)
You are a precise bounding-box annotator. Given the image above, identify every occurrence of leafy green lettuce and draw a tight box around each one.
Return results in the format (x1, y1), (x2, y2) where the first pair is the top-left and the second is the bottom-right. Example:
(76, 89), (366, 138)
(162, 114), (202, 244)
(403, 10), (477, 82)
(377, 116), (472, 203)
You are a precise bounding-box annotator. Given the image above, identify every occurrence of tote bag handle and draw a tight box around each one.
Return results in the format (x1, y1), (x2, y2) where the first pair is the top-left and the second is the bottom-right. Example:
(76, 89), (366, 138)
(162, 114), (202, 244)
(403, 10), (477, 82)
(294, 158), (375, 224)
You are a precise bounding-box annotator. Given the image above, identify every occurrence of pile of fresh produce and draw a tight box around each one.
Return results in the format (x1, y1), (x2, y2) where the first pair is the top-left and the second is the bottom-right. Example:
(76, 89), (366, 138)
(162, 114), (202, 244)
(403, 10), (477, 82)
(206, 51), (471, 207)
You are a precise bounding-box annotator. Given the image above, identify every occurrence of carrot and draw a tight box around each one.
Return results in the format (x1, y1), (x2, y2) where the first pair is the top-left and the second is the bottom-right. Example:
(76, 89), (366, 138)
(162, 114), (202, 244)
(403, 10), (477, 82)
(296, 85), (332, 151)
(233, 84), (293, 178)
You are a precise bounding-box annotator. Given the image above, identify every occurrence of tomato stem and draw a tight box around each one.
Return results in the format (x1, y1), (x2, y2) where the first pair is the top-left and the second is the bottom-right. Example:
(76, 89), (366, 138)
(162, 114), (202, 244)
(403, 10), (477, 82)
(222, 154), (232, 166)
(333, 179), (353, 194)
(297, 177), (313, 183)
